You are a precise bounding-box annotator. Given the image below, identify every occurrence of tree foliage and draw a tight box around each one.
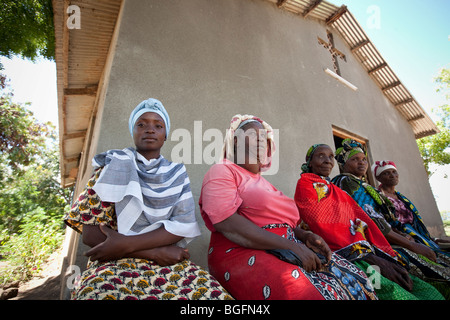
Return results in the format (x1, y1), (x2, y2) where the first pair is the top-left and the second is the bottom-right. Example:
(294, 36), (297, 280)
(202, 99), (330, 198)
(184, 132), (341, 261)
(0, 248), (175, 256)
(0, 74), (71, 283)
(0, 130), (72, 233)
(0, 0), (55, 62)
(417, 67), (450, 177)
(0, 92), (48, 175)
(0, 75), (72, 234)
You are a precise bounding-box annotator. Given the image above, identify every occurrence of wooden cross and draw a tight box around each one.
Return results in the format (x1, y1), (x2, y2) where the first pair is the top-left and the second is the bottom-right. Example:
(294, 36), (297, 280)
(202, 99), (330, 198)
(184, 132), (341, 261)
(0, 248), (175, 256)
(318, 30), (346, 75)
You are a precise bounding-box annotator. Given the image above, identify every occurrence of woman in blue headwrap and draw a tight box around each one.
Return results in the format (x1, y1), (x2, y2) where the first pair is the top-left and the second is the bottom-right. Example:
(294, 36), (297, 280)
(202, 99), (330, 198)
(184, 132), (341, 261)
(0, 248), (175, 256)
(64, 98), (232, 300)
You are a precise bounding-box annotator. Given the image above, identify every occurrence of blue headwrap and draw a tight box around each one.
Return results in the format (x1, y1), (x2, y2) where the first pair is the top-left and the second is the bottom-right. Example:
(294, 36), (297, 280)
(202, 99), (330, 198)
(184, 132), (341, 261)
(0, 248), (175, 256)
(128, 98), (171, 138)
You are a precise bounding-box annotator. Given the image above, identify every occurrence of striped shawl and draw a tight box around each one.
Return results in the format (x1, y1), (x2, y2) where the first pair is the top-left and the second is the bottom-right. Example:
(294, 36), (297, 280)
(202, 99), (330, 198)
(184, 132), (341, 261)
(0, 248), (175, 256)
(92, 148), (200, 246)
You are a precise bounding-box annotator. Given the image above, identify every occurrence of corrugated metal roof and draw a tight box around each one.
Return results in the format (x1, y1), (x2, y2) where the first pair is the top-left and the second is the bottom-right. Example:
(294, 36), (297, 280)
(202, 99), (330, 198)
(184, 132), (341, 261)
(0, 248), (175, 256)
(53, 0), (122, 187)
(54, 0), (438, 187)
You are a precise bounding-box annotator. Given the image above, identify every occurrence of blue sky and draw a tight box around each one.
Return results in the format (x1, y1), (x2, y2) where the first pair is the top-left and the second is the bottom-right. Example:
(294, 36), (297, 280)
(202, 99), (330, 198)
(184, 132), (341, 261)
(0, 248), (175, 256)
(328, 0), (449, 120)
(1, 0), (448, 212)
(1, 57), (57, 125)
(328, 0), (450, 213)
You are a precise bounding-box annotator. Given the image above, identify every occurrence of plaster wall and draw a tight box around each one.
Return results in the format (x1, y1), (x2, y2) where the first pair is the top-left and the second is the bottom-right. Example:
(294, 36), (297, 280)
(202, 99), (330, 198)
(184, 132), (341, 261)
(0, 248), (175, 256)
(86, 0), (443, 268)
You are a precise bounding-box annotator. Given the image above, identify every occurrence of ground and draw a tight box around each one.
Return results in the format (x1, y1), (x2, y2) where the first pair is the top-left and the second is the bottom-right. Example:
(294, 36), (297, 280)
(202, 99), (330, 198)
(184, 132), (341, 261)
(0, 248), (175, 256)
(8, 248), (63, 300)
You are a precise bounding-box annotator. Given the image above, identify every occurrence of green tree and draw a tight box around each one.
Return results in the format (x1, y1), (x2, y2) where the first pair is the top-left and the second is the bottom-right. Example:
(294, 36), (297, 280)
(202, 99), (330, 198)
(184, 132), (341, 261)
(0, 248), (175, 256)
(0, 77), (71, 233)
(0, 0), (55, 62)
(417, 67), (450, 177)
(0, 91), (48, 176)
(0, 76), (71, 283)
(0, 124), (72, 233)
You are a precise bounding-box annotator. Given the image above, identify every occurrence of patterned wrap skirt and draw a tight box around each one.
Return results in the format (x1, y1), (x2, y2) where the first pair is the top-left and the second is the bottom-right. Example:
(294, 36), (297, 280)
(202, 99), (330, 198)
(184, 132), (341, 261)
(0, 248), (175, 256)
(71, 258), (233, 300)
(207, 224), (377, 300)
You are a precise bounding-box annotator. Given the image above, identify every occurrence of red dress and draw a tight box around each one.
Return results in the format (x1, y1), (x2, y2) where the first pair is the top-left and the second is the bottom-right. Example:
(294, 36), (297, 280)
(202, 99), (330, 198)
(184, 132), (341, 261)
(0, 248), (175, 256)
(294, 173), (397, 259)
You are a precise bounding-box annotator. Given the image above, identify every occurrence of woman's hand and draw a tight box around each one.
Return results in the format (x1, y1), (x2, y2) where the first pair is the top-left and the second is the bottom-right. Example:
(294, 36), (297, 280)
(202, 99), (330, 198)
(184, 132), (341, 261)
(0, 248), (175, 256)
(411, 242), (437, 262)
(289, 242), (326, 273)
(434, 238), (450, 244)
(364, 254), (413, 291)
(84, 222), (186, 263)
(294, 228), (332, 264)
(215, 214), (333, 272)
(302, 232), (332, 263)
(85, 224), (190, 266)
(85, 224), (129, 262)
(386, 230), (437, 263)
(146, 246), (190, 266)
(288, 231), (331, 272)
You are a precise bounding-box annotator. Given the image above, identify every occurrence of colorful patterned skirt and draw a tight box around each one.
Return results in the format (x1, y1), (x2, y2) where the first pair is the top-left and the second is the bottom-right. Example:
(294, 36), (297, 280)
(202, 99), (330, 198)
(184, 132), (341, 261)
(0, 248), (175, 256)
(207, 225), (377, 300)
(71, 258), (233, 300)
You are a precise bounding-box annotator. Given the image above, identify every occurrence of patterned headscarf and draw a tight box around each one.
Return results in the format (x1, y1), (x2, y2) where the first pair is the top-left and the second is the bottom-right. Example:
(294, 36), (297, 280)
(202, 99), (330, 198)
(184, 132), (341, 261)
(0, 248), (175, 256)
(128, 98), (171, 138)
(335, 138), (366, 168)
(301, 144), (328, 173)
(221, 114), (275, 172)
(372, 160), (397, 177)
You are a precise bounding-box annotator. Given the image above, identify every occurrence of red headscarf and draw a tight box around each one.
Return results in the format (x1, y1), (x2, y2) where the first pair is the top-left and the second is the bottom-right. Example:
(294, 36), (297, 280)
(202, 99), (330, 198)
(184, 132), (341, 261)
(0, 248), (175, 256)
(372, 160), (397, 177)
